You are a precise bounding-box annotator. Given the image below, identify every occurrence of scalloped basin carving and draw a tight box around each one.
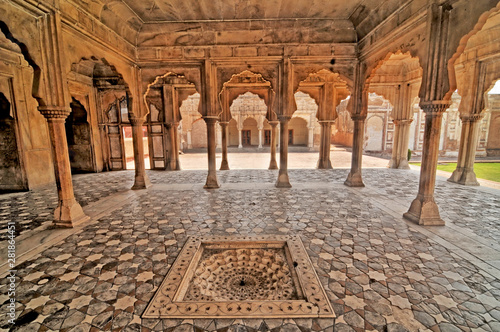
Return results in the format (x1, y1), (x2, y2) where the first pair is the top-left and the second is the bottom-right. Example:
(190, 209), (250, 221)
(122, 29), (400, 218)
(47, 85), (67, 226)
(142, 235), (334, 319)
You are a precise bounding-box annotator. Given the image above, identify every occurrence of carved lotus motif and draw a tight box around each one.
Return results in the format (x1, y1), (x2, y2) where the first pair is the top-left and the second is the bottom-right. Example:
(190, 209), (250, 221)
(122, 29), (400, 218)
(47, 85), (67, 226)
(186, 248), (296, 301)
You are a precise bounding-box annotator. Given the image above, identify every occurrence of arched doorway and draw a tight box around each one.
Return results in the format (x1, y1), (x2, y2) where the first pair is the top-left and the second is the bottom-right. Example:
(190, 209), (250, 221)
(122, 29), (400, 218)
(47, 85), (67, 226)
(242, 117), (258, 146)
(288, 117), (308, 146)
(66, 98), (94, 172)
(0, 92), (26, 191)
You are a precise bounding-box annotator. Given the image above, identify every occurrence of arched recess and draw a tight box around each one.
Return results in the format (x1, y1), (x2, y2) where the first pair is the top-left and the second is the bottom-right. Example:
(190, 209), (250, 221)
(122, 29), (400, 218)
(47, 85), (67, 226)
(144, 72), (198, 170)
(69, 57), (134, 171)
(293, 91), (319, 149)
(242, 117), (259, 146)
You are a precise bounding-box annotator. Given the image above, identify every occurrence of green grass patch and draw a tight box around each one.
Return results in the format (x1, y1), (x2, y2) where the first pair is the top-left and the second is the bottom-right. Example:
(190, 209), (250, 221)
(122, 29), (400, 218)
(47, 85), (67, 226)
(410, 162), (500, 182)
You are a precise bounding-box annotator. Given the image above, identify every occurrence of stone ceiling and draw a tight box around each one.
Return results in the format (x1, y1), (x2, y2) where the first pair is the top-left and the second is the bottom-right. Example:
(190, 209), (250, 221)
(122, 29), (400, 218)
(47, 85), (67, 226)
(87, 0), (420, 45)
(121, 0), (364, 22)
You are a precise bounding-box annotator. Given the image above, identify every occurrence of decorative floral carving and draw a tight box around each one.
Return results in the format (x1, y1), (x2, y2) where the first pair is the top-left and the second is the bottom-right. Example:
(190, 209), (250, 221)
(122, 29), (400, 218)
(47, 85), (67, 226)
(142, 235), (334, 319)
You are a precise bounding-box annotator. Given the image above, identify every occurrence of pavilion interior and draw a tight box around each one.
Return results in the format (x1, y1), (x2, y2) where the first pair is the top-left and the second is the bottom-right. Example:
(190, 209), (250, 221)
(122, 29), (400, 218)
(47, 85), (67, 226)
(1, 0), (500, 331)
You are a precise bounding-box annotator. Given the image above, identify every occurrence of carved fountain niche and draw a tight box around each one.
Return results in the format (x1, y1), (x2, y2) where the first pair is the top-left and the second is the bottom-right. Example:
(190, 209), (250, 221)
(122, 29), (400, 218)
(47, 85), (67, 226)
(143, 235), (334, 319)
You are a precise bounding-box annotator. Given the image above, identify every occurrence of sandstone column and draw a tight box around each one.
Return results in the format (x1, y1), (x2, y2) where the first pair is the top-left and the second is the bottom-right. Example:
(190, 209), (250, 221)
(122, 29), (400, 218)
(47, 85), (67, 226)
(317, 121), (333, 169)
(404, 101), (449, 225)
(39, 107), (88, 227)
(269, 121), (279, 169)
(204, 117), (220, 188)
(258, 127), (263, 148)
(238, 128), (243, 148)
(448, 114), (483, 185)
(130, 116), (152, 190)
(220, 121), (230, 170)
(389, 119), (413, 169)
(308, 126), (314, 150)
(166, 122), (181, 170)
(276, 116), (292, 187)
(344, 114), (366, 187)
(187, 130), (192, 149)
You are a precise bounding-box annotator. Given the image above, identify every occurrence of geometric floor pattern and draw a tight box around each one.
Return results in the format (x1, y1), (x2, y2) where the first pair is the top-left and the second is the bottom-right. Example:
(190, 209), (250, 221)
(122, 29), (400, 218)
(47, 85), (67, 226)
(0, 168), (499, 331)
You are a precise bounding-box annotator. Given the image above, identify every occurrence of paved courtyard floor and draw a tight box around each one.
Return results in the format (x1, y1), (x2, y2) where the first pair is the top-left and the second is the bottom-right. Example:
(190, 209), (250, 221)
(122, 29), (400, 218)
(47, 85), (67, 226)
(0, 151), (499, 331)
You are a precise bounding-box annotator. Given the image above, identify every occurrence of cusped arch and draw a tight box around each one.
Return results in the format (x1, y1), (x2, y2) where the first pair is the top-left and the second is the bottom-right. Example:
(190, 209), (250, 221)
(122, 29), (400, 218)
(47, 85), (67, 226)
(219, 70), (276, 122)
(0, 21), (43, 106)
(447, 2), (500, 100)
(144, 72), (198, 123)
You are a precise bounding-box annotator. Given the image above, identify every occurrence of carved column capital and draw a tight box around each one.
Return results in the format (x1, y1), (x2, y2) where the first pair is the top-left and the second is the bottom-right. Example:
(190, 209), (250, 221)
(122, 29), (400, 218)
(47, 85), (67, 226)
(350, 114), (367, 122)
(419, 100), (451, 115)
(129, 117), (146, 126)
(203, 116), (219, 125)
(38, 106), (71, 120)
(460, 113), (484, 123)
(277, 115), (292, 122)
(393, 119), (413, 125)
(268, 121), (279, 126)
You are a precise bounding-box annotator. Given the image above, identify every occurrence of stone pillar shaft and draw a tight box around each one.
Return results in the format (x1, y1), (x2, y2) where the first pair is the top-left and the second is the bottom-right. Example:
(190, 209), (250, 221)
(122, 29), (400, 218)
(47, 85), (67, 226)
(276, 117), (291, 187)
(308, 127), (314, 150)
(344, 115), (366, 187)
(269, 121), (278, 170)
(317, 121), (333, 169)
(39, 107), (88, 227)
(204, 117), (220, 188)
(220, 122), (229, 170)
(389, 119), (412, 169)
(130, 117), (152, 190)
(258, 128), (263, 148)
(187, 130), (192, 149)
(404, 101), (449, 225)
(448, 114), (483, 185)
(238, 129), (243, 148)
(167, 123), (181, 171)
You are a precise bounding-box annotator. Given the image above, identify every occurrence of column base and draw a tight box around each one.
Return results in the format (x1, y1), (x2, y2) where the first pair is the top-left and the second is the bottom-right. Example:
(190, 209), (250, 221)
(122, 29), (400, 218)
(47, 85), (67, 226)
(132, 174), (152, 190)
(53, 199), (89, 228)
(275, 171), (291, 188)
(403, 197), (444, 225)
(388, 159), (411, 169)
(344, 171), (364, 187)
(448, 168), (479, 186)
(317, 159), (333, 169)
(398, 159), (411, 170)
(166, 162), (181, 171)
(268, 160), (278, 170)
(204, 172), (220, 189)
(220, 160), (230, 170)
(238, 145), (243, 149)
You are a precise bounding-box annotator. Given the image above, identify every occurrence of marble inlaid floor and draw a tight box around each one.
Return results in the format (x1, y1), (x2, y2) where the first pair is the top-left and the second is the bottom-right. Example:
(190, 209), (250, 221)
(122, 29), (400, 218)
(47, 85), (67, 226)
(0, 168), (499, 331)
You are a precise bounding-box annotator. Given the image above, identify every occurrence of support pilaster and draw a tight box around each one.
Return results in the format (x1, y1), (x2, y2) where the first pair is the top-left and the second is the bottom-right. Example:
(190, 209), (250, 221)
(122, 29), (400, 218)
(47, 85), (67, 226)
(166, 122), (181, 171)
(220, 121), (230, 170)
(344, 114), (366, 187)
(39, 107), (88, 227)
(269, 121), (279, 170)
(404, 101), (449, 225)
(204, 117), (220, 188)
(317, 121), (334, 169)
(276, 116), (292, 188)
(448, 114), (484, 185)
(389, 119), (413, 169)
(130, 117), (152, 190)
